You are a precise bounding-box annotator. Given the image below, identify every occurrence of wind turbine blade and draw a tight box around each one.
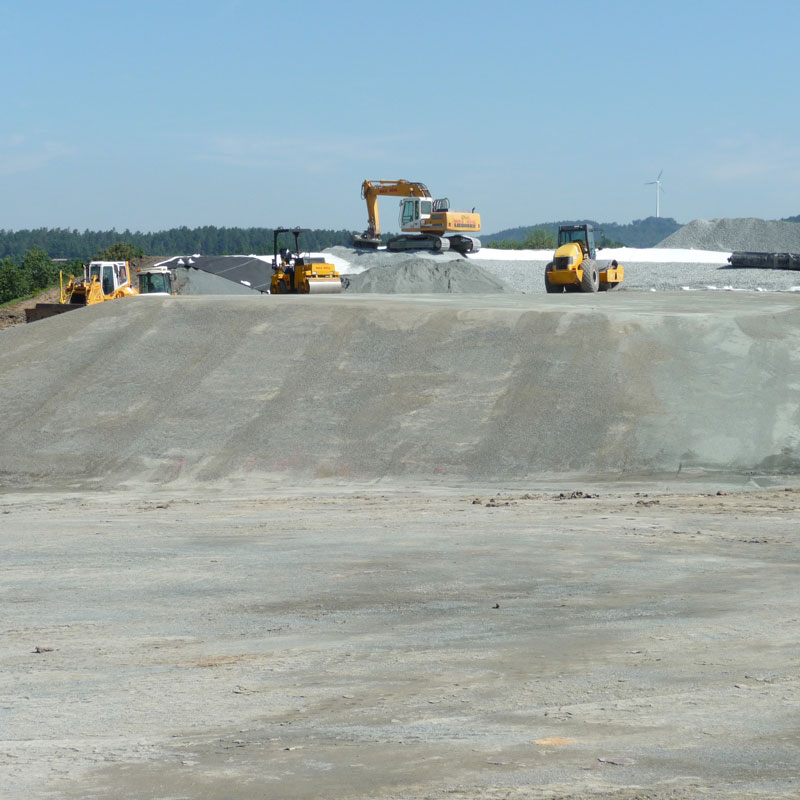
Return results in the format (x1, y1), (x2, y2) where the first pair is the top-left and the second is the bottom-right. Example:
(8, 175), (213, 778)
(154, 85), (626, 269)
(657, 169), (663, 180)
(645, 181), (655, 185)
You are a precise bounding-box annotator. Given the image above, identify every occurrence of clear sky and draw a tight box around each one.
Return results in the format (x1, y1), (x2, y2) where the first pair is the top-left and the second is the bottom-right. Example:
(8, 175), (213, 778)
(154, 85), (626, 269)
(1, 0), (798, 235)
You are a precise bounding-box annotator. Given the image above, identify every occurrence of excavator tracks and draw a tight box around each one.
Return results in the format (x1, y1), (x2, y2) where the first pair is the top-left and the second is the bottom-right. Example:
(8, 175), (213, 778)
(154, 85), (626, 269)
(387, 235), (450, 253)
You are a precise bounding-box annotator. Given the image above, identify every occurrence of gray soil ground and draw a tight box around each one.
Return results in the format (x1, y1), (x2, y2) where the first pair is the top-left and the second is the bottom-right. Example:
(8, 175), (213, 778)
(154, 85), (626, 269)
(2, 288), (800, 799)
(3, 486), (799, 800)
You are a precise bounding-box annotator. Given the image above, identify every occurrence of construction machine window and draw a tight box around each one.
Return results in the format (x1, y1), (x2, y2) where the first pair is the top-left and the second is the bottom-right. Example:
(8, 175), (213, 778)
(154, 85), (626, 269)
(401, 199), (418, 226)
(559, 230), (587, 246)
(102, 266), (114, 294)
(420, 200), (432, 216)
(90, 264), (101, 281)
(141, 272), (169, 293)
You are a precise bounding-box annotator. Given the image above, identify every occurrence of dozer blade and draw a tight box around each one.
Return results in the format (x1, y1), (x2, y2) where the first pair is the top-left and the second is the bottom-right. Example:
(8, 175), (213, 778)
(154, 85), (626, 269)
(306, 278), (342, 294)
(25, 304), (84, 323)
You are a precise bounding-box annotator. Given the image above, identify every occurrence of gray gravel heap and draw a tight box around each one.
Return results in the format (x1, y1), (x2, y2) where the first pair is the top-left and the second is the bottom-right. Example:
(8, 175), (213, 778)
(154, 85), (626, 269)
(341, 256), (511, 293)
(657, 217), (800, 251)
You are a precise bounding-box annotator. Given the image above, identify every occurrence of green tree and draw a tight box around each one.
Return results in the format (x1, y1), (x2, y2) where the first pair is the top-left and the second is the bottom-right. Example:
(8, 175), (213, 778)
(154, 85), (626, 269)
(93, 242), (144, 261)
(522, 228), (555, 249)
(22, 246), (58, 290)
(0, 257), (31, 303)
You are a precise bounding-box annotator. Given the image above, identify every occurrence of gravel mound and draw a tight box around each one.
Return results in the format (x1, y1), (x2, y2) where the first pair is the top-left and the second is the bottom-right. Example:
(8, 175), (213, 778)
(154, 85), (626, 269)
(657, 218), (800, 251)
(341, 257), (512, 293)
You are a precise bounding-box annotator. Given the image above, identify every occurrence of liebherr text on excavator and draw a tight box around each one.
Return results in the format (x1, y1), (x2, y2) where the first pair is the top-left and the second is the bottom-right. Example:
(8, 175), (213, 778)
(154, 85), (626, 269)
(353, 179), (481, 255)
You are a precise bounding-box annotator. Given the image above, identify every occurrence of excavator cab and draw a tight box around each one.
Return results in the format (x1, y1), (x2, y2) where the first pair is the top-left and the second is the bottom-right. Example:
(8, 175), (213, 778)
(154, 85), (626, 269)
(399, 198), (433, 229)
(398, 197), (452, 231)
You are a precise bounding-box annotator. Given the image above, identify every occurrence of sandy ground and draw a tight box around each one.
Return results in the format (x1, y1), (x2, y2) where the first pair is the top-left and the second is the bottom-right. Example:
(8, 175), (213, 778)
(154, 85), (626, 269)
(2, 483), (799, 799)
(3, 281), (800, 798)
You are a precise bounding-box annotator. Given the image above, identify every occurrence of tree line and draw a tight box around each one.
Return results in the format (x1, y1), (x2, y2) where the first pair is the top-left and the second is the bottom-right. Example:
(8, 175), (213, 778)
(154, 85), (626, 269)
(487, 227), (626, 250)
(0, 226), (356, 261)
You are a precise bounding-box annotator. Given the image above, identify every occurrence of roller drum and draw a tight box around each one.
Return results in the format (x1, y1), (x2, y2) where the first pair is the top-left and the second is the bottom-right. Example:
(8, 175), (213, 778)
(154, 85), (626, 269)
(306, 278), (342, 294)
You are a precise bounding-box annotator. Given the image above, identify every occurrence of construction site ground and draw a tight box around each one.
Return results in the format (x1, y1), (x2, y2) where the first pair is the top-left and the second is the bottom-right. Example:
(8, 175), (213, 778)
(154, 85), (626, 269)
(2, 289), (799, 799)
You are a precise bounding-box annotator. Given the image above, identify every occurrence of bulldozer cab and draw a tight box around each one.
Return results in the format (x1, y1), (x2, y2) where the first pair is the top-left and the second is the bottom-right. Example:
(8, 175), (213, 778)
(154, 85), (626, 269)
(557, 225), (596, 260)
(86, 261), (130, 295)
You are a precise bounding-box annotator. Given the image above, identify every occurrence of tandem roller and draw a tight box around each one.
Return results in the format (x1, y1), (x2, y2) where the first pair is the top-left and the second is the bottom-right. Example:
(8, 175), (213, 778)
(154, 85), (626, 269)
(269, 227), (343, 295)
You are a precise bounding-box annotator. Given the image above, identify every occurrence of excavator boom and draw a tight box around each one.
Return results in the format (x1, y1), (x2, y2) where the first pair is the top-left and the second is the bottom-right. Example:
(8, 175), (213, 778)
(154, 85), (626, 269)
(354, 179), (431, 247)
(353, 179), (481, 254)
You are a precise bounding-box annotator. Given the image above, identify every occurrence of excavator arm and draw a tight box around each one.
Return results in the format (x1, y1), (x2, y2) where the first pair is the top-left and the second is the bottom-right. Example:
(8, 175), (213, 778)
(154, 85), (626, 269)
(354, 180), (432, 247)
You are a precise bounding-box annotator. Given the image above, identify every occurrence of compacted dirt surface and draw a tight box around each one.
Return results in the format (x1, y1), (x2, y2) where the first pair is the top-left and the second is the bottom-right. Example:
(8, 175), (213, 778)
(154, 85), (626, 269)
(2, 288), (799, 798)
(2, 484), (799, 799)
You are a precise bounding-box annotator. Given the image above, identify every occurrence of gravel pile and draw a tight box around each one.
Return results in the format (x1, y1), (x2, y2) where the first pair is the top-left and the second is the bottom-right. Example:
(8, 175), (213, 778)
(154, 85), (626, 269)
(341, 256), (511, 293)
(327, 245), (800, 294)
(657, 218), (800, 251)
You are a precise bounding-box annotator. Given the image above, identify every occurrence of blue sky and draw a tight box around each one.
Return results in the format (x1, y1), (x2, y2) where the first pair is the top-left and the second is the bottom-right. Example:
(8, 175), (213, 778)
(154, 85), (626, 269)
(1, 0), (798, 235)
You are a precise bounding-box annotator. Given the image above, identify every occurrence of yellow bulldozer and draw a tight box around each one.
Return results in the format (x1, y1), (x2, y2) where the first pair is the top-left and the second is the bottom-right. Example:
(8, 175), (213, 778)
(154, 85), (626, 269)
(353, 179), (481, 254)
(544, 224), (624, 293)
(270, 228), (342, 294)
(25, 260), (139, 322)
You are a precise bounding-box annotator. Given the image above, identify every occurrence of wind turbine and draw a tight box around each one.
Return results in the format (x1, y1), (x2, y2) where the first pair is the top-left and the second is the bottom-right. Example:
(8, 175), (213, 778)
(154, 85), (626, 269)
(645, 170), (665, 217)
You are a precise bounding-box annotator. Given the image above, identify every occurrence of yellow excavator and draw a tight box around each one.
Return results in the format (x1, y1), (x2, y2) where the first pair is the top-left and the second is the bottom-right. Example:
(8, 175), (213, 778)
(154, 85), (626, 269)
(353, 179), (481, 254)
(544, 224), (624, 293)
(270, 227), (342, 294)
(25, 261), (139, 322)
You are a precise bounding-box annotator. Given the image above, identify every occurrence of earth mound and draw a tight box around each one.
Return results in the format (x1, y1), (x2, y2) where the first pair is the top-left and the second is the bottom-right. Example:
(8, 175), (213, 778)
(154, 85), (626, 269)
(3, 293), (800, 490)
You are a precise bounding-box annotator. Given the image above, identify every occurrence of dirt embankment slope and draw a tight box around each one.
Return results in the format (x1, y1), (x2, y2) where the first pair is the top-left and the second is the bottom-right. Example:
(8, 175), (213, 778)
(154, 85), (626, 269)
(0, 287), (60, 330)
(2, 292), (800, 489)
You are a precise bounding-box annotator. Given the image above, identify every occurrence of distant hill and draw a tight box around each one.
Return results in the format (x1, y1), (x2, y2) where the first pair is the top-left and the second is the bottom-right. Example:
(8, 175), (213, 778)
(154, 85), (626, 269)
(483, 217), (681, 248)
